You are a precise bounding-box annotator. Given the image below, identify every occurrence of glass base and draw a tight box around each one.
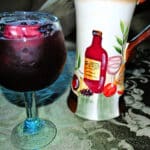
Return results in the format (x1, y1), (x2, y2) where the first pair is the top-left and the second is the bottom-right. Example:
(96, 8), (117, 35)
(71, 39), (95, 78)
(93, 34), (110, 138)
(11, 118), (57, 150)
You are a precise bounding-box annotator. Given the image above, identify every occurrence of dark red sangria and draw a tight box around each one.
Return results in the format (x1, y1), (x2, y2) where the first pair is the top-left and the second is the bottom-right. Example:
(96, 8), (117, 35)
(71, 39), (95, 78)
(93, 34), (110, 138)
(0, 13), (66, 92)
(0, 11), (66, 149)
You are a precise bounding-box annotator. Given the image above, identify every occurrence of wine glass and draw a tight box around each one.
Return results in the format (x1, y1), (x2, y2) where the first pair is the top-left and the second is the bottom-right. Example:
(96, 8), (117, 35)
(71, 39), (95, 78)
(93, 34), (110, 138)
(0, 11), (66, 149)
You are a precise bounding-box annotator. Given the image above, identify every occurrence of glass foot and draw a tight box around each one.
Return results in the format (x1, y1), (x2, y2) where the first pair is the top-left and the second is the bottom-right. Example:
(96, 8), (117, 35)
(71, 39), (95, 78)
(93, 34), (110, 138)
(11, 118), (57, 150)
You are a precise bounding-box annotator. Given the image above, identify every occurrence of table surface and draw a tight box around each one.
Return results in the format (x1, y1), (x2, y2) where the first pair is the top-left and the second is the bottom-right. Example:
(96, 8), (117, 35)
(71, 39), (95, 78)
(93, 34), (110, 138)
(0, 44), (150, 150)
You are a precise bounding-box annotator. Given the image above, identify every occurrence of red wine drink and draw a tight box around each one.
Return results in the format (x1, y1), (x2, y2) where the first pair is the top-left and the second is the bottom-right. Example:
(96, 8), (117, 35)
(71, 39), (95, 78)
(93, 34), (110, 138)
(0, 15), (66, 92)
(0, 11), (66, 150)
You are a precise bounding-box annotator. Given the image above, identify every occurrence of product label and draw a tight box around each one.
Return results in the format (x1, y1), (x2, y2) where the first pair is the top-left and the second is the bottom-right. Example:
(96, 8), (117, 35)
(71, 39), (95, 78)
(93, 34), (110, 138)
(84, 58), (101, 80)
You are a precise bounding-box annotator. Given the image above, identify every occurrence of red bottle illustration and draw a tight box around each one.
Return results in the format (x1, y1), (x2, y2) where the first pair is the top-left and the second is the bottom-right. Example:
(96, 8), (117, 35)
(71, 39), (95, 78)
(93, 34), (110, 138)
(84, 30), (108, 93)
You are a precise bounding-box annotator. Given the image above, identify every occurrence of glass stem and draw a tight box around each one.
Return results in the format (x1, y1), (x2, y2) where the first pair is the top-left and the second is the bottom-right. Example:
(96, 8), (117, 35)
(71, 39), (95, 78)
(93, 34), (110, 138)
(24, 91), (37, 119)
(23, 92), (43, 134)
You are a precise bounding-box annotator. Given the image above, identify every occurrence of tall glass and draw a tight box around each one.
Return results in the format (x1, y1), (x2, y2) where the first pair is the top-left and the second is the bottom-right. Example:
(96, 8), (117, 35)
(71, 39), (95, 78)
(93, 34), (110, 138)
(0, 11), (66, 149)
(67, 0), (149, 121)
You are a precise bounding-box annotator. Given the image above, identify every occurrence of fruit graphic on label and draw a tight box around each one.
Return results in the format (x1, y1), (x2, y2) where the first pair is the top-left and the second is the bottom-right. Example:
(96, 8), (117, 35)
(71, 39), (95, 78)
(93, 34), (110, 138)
(84, 30), (108, 93)
(103, 83), (117, 97)
(72, 74), (80, 90)
(80, 89), (93, 96)
(72, 74), (90, 95)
